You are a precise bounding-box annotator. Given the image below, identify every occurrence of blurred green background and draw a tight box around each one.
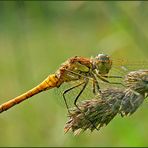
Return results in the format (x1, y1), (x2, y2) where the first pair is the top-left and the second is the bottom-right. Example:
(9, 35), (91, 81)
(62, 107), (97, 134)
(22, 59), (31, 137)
(0, 1), (148, 147)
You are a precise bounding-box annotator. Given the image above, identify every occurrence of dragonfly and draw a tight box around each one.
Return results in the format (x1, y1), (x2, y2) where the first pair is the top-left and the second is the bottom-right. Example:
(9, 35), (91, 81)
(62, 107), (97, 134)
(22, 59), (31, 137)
(64, 69), (148, 134)
(0, 53), (124, 114)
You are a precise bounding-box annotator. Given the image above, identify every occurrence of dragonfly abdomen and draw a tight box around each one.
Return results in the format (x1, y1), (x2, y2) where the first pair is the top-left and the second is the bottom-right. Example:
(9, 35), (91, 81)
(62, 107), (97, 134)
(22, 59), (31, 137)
(0, 74), (59, 113)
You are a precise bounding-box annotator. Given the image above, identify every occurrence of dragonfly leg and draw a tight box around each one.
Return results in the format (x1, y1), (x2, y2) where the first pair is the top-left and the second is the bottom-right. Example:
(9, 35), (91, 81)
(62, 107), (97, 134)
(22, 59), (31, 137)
(103, 75), (123, 78)
(91, 73), (102, 94)
(107, 81), (125, 87)
(96, 73), (125, 87)
(73, 79), (89, 107)
(92, 73), (102, 95)
(73, 78), (99, 131)
(62, 81), (85, 114)
(108, 81), (125, 86)
(92, 79), (96, 94)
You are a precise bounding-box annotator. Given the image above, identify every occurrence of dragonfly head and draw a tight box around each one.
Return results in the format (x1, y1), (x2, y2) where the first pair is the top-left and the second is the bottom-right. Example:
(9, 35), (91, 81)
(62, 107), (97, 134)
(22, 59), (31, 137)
(93, 53), (112, 75)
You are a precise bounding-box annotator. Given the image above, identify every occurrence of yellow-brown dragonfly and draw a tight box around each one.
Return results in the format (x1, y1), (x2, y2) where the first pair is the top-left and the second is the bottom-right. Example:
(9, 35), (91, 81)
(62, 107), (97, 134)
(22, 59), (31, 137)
(0, 53), (123, 114)
(0, 53), (147, 114)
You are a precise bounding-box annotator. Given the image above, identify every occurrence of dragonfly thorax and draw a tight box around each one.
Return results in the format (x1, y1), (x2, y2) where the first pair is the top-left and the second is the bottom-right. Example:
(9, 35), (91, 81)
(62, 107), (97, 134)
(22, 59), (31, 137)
(92, 54), (112, 75)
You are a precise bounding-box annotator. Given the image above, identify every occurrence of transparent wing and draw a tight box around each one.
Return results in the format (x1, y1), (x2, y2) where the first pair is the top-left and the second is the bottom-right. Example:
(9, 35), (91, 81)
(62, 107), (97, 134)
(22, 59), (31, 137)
(111, 58), (148, 76)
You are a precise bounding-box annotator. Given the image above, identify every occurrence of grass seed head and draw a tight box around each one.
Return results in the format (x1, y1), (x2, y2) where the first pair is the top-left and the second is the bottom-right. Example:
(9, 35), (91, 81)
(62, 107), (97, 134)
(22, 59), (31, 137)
(64, 70), (148, 134)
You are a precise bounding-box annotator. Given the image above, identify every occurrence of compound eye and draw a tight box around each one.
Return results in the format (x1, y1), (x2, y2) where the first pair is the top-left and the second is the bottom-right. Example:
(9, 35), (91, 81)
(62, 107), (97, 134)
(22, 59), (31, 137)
(96, 54), (110, 62)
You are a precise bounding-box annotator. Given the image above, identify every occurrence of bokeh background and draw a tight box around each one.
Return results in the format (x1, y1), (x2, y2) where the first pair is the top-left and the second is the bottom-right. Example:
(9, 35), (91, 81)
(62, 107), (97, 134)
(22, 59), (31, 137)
(0, 1), (148, 147)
